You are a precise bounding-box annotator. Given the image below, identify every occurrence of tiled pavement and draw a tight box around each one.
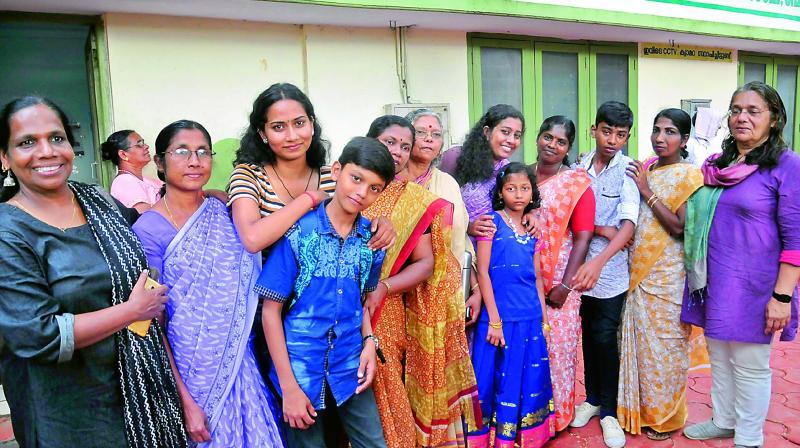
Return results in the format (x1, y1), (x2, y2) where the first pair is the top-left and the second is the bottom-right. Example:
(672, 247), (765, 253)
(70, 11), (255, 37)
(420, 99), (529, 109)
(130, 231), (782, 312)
(0, 338), (796, 447)
(553, 336), (800, 447)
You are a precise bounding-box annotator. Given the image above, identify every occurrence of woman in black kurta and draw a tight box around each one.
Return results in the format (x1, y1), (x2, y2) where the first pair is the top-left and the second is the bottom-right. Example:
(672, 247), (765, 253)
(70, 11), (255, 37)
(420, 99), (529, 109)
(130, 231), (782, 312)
(0, 96), (187, 448)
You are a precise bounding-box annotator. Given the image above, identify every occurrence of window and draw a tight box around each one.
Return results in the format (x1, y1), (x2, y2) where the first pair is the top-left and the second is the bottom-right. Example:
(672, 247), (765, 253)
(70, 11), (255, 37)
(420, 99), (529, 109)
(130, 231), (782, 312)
(739, 54), (800, 152)
(469, 36), (638, 162)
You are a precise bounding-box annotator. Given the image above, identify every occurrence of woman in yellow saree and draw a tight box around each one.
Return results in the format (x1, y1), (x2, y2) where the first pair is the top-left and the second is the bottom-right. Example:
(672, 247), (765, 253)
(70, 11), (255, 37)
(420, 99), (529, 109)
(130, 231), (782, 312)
(617, 109), (703, 440)
(364, 116), (481, 448)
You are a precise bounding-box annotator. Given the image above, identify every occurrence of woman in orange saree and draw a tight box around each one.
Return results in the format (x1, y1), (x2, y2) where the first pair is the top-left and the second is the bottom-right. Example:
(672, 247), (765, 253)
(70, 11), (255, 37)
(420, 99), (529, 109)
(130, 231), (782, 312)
(531, 116), (595, 432)
(364, 116), (481, 448)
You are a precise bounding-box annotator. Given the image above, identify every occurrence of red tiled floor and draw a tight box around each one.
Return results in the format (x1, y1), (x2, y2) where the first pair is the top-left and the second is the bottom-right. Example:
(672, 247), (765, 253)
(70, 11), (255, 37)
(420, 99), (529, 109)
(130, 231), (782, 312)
(557, 337), (800, 447)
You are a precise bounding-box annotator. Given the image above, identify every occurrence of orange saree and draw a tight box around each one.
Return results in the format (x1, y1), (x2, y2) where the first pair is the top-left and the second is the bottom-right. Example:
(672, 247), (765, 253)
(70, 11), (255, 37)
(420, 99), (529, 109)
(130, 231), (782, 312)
(363, 180), (481, 448)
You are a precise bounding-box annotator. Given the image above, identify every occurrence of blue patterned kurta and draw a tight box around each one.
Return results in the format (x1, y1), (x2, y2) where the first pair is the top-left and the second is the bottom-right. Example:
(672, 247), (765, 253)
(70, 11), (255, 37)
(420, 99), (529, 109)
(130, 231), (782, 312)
(255, 200), (384, 409)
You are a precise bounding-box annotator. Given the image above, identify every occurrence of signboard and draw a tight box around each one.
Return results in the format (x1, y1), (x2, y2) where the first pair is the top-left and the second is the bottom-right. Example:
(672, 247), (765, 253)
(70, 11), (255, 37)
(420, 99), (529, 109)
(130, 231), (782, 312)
(640, 42), (734, 62)
(646, 0), (800, 21)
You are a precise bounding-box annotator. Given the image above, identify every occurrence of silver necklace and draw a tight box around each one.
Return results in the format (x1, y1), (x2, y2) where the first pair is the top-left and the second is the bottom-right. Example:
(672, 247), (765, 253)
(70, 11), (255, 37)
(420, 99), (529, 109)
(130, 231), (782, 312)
(501, 209), (531, 245)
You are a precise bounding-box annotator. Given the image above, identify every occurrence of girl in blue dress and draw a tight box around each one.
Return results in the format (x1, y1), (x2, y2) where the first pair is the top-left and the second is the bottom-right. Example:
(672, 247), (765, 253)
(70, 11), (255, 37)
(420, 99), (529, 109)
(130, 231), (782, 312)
(468, 162), (555, 448)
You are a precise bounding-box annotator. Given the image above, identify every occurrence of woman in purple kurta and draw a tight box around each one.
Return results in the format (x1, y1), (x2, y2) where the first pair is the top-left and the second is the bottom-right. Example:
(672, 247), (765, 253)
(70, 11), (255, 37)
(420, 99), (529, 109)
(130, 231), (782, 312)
(682, 82), (800, 448)
(132, 120), (284, 447)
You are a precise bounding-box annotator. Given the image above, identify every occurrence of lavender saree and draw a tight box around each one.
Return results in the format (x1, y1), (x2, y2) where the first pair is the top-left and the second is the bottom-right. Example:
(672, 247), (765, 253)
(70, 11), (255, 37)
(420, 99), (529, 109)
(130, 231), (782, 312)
(133, 198), (284, 447)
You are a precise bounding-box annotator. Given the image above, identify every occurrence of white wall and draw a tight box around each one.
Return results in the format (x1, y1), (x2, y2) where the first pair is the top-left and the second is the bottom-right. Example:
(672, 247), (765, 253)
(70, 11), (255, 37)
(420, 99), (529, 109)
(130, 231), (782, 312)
(103, 14), (469, 181)
(636, 51), (738, 157)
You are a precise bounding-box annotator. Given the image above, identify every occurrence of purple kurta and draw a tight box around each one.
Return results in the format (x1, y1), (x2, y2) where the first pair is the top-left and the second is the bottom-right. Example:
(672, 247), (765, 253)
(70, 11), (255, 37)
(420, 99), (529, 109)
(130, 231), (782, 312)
(681, 151), (800, 344)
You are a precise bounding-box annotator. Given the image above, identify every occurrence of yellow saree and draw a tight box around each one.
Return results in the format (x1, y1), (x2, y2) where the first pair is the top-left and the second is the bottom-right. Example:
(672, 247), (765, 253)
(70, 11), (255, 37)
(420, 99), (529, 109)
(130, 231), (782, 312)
(617, 162), (703, 435)
(363, 180), (480, 448)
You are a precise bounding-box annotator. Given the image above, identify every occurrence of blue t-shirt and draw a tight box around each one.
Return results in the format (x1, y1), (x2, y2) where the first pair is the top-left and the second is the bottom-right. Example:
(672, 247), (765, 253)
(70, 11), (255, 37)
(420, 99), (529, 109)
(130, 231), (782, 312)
(254, 200), (384, 409)
(480, 211), (542, 323)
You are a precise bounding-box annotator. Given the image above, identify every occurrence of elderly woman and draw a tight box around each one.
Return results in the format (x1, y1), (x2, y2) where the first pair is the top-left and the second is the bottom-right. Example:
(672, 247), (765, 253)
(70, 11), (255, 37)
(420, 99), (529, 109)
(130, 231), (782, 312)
(0, 96), (185, 447)
(101, 129), (164, 212)
(682, 81), (800, 448)
(401, 108), (482, 322)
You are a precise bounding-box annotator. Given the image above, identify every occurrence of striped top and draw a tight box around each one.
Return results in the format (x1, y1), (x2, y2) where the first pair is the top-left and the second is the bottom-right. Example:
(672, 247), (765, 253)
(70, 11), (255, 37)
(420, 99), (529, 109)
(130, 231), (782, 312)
(228, 163), (336, 216)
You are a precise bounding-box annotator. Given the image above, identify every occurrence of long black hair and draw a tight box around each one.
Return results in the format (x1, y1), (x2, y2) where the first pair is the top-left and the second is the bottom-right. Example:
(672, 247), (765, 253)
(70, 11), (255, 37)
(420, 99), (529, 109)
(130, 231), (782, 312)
(154, 120), (212, 196)
(491, 162), (541, 214)
(234, 82), (329, 169)
(714, 81), (787, 169)
(1, 96), (75, 202)
(100, 130), (135, 166)
(454, 104), (525, 186)
(365, 115), (415, 140)
(653, 108), (692, 159)
(537, 115), (576, 166)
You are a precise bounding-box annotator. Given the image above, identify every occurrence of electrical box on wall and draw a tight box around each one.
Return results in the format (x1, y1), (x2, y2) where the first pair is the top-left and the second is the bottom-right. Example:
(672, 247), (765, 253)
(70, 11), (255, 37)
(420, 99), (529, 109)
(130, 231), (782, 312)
(681, 99), (712, 118)
(384, 103), (452, 148)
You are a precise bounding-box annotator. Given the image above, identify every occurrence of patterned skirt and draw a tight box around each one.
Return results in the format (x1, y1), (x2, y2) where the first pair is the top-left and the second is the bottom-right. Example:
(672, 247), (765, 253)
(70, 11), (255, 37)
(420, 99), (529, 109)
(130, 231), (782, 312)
(467, 320), (555, 448)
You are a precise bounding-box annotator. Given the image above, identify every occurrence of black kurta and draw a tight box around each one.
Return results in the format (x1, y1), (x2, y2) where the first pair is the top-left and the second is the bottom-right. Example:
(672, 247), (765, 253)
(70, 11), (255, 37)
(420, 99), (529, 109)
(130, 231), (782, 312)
(0, 204), (129, 447)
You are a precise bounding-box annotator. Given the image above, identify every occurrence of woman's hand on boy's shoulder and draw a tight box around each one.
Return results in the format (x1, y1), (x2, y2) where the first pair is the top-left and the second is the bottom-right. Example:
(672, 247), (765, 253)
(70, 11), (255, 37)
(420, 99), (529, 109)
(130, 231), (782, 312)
(368, 216), (396, 250)
(356, 339), (378, 394)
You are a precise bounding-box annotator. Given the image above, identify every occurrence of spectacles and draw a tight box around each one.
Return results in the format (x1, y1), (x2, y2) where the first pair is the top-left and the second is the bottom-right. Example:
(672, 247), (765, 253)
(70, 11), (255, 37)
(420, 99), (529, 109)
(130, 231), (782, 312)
(729, 107), (766, 117)
(126, 140), (148, 150)
(414, 129), (443, 140)
(166, 148), (215, 160)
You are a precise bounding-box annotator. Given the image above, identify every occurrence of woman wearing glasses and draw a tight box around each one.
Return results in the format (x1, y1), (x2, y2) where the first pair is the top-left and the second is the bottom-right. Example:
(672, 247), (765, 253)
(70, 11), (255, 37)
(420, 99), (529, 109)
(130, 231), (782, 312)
(101, 129), (164, 212)
(132, 120), (284, 447)
(681, 82), (800, 448)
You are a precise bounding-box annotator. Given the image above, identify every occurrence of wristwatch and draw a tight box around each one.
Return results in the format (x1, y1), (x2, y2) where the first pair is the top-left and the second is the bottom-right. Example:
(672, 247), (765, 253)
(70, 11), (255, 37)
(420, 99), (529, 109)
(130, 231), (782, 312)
(772, 291), (793, 304)
(363, 334), (386, 364)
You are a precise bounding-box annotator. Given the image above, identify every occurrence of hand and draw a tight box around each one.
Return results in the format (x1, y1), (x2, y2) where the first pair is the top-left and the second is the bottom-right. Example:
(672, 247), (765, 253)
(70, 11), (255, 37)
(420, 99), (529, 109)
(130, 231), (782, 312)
(546, 284), (569, 309)
(127, 271), (168, 321)
(571, 259), (603, 292)
(365, 284), (388, 316)
(468, 215), (496, 239)
(624, 234), (635, 250)
(203, 189), (229, 203)
(522, 211), (543, 239)
(625, 160), (651, 196)
(308, 190), (329, 208)
(765, 297), (791, 334)
(594, 225), (618, 241)
(465, 289), (481, 326)
(486, 325), (505, 347)
(368, 216), (396, 250)
(182, 397), (211, 443)
(355, 339), (378, 394)
(283, 385), (317, 429)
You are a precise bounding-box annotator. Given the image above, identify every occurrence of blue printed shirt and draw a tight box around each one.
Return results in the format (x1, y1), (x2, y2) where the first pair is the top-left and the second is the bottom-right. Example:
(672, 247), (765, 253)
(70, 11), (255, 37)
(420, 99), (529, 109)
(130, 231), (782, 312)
(254, 200), (384, 409)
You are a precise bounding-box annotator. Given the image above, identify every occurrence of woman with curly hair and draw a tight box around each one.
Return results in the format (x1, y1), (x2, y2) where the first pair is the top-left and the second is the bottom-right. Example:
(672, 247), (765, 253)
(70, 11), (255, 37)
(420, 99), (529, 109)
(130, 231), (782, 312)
(440, 104), (525, 240)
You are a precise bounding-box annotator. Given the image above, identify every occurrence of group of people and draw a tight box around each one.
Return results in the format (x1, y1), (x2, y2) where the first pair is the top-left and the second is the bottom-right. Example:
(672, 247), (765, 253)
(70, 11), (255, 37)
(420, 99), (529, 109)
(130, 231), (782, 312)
(0, 79), (797, 448)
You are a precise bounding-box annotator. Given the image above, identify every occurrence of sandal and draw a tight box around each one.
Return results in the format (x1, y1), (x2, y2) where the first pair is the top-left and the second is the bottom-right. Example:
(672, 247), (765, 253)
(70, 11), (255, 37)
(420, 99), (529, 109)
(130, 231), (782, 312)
(645, 428), (672, 441)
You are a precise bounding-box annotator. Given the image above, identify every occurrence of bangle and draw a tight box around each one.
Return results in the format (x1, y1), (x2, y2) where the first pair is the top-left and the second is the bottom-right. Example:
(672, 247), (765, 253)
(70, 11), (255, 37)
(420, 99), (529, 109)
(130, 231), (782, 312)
(363, 334), (380, 349)
(646, 194), (659, 208)
(773, 291), (792, 304)
(379, 280), (391, 294)
(488, 319), (503, 329)
(470, 283), (480, 292)
(560, 282), (574, 292)
(542, 322), (551, 332)
(302, 191), (318, 208)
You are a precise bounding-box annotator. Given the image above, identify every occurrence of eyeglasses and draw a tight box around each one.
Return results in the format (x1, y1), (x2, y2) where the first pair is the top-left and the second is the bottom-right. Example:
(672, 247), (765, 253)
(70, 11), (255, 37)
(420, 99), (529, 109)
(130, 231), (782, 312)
(729, 107), (766, 117)
(414, 129), (443, 140)
(126, 140), (148, 150)
(166, 148), (215, 160)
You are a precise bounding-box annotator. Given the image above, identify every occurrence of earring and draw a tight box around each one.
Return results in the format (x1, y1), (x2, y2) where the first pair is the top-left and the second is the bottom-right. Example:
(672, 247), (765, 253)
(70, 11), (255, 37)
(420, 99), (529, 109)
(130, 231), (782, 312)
(262, 137), (268, 144)
(3, 172), (16, 187)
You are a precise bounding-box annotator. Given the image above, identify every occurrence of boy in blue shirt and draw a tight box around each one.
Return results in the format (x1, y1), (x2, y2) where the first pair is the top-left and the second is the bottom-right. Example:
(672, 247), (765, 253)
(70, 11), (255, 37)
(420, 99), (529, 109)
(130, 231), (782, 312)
(256, 137), (394, 447)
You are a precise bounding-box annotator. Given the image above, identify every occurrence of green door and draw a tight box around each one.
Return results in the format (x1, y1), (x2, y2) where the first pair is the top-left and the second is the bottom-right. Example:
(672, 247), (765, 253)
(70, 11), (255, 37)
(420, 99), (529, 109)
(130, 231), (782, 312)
(0, 21), (99, 184)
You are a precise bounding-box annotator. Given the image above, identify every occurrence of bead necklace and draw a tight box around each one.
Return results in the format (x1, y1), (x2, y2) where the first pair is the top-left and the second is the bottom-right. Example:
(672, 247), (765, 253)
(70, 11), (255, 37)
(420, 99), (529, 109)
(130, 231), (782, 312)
(12, 192), (77, 232)
(501, 209), (531, 245)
